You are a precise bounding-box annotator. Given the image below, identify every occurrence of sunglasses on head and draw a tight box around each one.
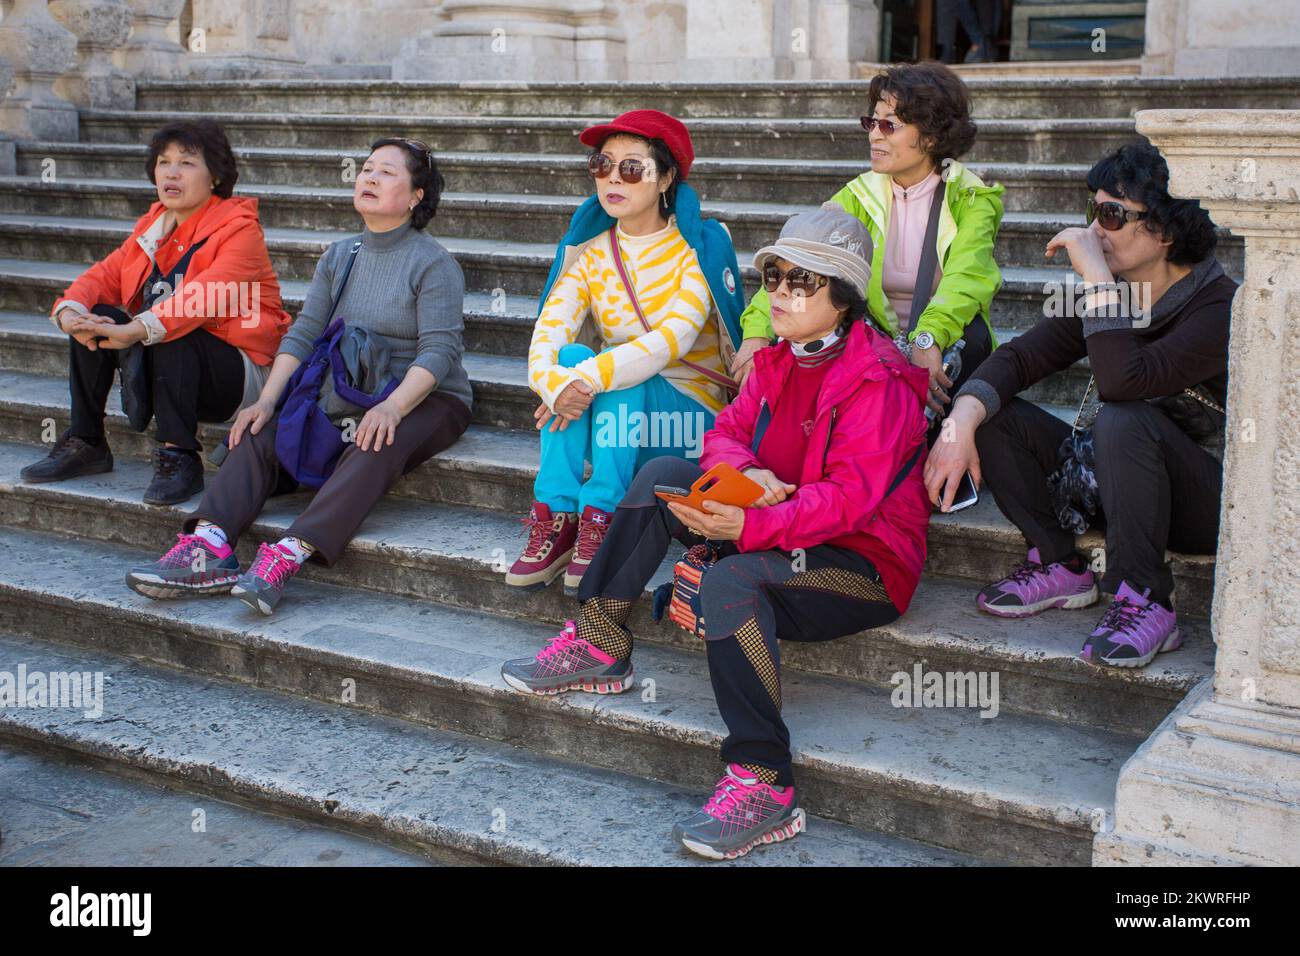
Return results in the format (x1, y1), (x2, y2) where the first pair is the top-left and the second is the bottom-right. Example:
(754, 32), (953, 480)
(396, 138), (435, 170)
(762, 263), (829, 297)
(1086, 198), (1149, 231)
(859, 116), (903, 136)
(587, 153), (657, 184)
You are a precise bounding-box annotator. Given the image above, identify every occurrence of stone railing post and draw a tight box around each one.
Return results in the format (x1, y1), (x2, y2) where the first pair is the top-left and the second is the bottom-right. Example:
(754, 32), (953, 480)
(1095, 109), (1300, 866)
(0, 51), (15, 173)
(185, 0), (307, 78)
(117, 0), (185, 79)
(51, 0), (136, 110)
(0, 0), (80, 141)
(394, 0), (626, 82)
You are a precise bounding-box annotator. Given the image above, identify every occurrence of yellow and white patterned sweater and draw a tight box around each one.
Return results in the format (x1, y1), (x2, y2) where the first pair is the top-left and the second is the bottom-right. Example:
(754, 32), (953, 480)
(527, 216), (727, 414)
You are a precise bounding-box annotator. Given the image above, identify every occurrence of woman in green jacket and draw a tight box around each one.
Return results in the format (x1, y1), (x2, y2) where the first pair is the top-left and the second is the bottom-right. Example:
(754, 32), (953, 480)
(733, 61), (1004, 417)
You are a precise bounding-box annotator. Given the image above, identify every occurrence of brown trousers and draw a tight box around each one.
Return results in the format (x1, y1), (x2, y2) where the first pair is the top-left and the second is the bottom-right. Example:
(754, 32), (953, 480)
(186, 391), (471, 565)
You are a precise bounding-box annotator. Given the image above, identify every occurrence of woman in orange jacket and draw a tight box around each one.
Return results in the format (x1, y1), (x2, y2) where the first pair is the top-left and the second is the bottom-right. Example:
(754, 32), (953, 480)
(20, 119), (291, 505)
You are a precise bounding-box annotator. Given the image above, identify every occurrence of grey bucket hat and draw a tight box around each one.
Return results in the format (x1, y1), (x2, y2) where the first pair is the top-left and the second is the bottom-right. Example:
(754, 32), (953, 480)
(752, 204), (873, 295)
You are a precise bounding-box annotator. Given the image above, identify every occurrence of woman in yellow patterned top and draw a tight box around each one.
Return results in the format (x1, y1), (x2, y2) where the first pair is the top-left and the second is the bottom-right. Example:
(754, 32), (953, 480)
(506, 109), (746, 597)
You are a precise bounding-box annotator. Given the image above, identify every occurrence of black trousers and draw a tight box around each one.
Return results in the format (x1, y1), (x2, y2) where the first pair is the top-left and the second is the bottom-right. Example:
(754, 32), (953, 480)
(578, 456), (902, 786)
(68, 305), (244, 450)
(975, 397), (1222, 607)
(186, 391), (471, 566)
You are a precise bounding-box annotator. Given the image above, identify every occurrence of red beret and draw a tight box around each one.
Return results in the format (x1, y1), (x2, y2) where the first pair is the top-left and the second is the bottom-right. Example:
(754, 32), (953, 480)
(579, 109), (694, 180)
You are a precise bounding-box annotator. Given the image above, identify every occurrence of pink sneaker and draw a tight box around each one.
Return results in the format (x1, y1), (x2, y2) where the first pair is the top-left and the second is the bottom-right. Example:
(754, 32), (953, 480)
(500, 619), (634, 695)
(231, 542), (302, 615)
(977, 547), (1099, 618)
(1079, 581), (1181, 668)
(505, 502), (578, 590)
(672, 764), (806, 860)
(564, 505), (613, 596)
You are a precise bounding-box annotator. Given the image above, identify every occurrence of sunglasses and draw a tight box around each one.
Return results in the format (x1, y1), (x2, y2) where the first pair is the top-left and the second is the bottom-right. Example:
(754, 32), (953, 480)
(859, 116), (904, 136)
(587, 153), (657, 184)
(1086, 198), (1149, 231)
(396, 138), (435, 170)
(762, 263), (829, 297)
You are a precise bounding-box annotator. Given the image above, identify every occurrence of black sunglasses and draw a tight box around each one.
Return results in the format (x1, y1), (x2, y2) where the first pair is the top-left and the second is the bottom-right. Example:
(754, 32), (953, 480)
(1086, 198), (1148, 231)
(762, 263), (829, 297)
(587, 153), (656, 184)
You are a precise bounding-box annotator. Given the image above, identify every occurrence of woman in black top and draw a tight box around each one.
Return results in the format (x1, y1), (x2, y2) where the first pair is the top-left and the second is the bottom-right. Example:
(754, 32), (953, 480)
(926, 143), (1236, 669)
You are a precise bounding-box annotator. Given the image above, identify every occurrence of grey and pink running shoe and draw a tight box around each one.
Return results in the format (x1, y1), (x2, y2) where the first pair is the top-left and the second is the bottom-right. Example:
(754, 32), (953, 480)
(673, 764), (806, 861)
(1079, 581), (1180, 668)
(126, 533), (240, 598)
(500, 619), (633, 695)
(231, 542), (302, 615)
(977, 547), (1099, 618)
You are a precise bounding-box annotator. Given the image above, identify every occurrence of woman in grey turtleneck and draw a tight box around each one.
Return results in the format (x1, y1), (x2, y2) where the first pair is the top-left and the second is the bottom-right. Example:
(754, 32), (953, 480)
(126, 138), (473, 615)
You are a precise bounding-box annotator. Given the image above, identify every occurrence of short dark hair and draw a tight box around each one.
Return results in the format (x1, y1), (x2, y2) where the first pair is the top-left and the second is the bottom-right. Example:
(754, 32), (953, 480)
(145, 119), (238, 198)
(1086, 142), (1218, 265)
(590, 132), (681, 213)
(828, 277), (868, 328)
(867, 61), (978, 164)
(368, 138), (446, 231)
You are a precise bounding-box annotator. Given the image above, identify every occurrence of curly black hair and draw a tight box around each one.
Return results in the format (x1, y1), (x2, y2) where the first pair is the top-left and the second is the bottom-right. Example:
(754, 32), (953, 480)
(866, 61), (978, 164)
(1086, 142), (1218, 265)
(145, 119), (238, 198)
(589, 132), (681, 213)
(368, 137), (446, 231)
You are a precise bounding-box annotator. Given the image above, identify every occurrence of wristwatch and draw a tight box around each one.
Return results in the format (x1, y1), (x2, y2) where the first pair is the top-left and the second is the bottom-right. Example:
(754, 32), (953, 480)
(913, 330), (936, 351)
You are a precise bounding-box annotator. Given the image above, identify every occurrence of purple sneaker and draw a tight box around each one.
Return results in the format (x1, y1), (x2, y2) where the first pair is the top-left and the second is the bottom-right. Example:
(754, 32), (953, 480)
(977, 548), (1099, 618)
(1079, 582), (1181, 668)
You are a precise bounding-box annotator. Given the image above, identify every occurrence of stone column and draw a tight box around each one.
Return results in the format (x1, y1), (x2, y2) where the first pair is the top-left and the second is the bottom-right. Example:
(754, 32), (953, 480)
(1096, 109), (1300, 866)
(393, 0), (626, 82)
(116, 0), (185, 79)
(185, 0), (307, 78)
(0, 0), (80, 141)
(1142, 0), (1300, 77)
(51, 0), (136, 110)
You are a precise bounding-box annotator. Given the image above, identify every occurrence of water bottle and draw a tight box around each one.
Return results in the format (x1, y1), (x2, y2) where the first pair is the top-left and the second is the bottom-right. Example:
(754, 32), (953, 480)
(925, 338), (965, 422)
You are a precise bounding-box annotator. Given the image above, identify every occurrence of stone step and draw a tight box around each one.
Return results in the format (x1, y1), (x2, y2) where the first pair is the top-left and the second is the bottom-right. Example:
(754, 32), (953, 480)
(0, 442), (1215, 731)
(129, 76), (1300, 120)
(14, 142), (1100, 213)
(77, 110), (1146, 165)
(0, 629), (971, 866)
(0, 292), (1094, 412)
(0, 530), (1138, 864)
(0, 744), (442, 866)
(0, 230), (1132, 334)
(0, 348), (1215, 620)
(5, 178), (1219, 280)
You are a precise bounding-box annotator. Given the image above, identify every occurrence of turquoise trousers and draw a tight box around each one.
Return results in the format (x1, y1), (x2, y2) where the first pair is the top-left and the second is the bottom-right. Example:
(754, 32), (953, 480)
(534, 343), (717, 513)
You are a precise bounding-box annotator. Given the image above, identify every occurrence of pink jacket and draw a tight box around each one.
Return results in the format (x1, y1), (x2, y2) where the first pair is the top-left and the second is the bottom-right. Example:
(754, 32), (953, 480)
(700, 319), (932, 612)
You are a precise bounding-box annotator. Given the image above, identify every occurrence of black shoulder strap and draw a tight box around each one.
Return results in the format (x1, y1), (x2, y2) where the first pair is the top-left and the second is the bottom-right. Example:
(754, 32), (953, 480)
(326, 239), (364, 323)
(750, 399), (771, 455)
(883, 441), (925, 500)
(900, 185), (945, 338)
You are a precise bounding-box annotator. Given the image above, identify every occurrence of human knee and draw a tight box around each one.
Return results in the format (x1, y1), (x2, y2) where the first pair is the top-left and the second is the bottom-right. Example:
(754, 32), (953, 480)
(624, 454), (700, 505)
(556, 343), (596, 369)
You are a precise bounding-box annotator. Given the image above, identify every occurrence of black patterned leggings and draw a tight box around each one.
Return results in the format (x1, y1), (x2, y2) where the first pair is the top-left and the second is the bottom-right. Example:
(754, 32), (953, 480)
(576, 456), (902, 786)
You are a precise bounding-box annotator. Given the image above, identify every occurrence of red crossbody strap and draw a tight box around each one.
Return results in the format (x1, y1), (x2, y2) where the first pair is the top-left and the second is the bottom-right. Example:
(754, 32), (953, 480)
(606, 226), (738, 393)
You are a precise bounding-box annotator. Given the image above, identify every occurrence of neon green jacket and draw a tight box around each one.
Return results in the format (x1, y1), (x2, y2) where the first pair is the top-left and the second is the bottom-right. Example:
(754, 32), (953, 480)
(740, 160), (1005, 352)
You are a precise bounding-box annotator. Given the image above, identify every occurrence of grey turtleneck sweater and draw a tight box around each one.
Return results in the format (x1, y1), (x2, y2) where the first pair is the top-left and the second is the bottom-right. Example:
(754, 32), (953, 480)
(278, 224), (473, 412)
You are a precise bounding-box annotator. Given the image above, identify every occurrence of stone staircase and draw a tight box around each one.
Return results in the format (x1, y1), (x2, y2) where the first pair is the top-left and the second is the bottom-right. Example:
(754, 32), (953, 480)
(1, 74), (1292, 866)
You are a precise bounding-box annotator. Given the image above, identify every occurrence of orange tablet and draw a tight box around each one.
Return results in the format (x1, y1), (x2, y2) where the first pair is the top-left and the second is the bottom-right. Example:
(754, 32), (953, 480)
(653, 463), (765, 511)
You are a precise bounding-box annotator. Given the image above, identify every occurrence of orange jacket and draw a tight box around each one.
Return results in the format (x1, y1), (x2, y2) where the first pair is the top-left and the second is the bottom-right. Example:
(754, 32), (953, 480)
(53, 195), (290, 365)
